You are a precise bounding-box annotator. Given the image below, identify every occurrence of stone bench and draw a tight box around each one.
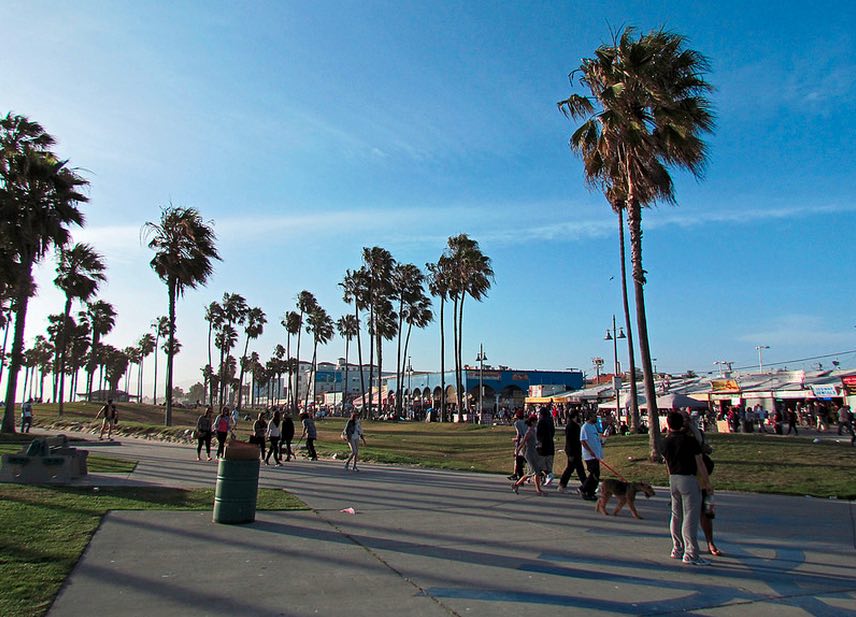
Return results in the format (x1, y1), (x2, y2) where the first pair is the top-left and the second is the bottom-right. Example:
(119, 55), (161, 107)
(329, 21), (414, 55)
(0, 435), (89, 484)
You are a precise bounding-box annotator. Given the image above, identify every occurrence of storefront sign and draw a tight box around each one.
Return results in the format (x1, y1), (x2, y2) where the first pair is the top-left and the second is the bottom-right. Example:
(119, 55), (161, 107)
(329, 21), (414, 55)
(841, 375), (856, 395)
(710, 379), (740, 392)
(810, 384), (838, 398)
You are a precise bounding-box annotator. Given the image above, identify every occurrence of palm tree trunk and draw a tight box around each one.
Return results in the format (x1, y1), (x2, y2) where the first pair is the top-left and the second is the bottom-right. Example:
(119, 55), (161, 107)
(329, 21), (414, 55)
(3, 268), (34, 433)
(367, 303), (375, 418)
(164, 280), (176, 426)
(305, 343), (318, 411)
(451, 296), (460, 421)
(152, 333), (160, 406)
(236, 335), (251, 411)
(57, 297), (73, 417)
(617, 208), (641, 432)
(343, 337), (350, 413)
(355, 306), (365, 416)
(626, 199), (662, 459)
(206, 320), (214, 406)
(395, 299), (405, 418)
(0, 316), (10, 395)
(439, 298), (446, 422)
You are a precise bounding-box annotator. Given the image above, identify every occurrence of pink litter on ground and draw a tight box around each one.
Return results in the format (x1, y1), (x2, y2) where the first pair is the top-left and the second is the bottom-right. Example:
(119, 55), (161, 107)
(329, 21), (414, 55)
(340, 507), (356, 514)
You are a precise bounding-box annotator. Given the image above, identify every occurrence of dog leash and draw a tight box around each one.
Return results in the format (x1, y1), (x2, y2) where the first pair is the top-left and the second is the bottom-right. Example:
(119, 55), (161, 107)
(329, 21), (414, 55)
(599, 458), (628, 483)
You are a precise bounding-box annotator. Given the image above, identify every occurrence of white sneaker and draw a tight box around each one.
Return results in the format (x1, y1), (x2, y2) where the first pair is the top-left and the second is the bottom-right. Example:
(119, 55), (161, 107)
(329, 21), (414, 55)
(543, 474), (553, 486)
(682, 556), (711, 566)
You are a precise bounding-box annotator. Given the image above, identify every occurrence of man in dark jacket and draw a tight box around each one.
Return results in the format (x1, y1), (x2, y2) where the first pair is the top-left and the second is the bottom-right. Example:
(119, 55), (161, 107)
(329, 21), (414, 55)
(557, 409), (586, 493)
(536, 406), (556, 485)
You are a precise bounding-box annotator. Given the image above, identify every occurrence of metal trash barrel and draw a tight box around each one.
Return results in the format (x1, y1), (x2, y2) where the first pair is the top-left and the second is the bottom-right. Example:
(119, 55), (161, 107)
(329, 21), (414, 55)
(213, 441), (260, 524)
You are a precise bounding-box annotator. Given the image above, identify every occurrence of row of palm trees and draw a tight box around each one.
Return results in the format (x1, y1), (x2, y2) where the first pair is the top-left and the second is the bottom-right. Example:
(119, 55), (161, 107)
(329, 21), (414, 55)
(558, 26), (714, 458)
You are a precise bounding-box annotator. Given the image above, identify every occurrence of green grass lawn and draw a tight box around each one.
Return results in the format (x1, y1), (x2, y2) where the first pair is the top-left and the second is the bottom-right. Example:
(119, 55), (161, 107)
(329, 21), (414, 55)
(0, 485), (307, 617)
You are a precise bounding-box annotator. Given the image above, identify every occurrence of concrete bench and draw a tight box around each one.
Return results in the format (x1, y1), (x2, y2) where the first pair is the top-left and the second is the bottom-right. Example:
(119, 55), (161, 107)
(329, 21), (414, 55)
(0, 436), (89, 484)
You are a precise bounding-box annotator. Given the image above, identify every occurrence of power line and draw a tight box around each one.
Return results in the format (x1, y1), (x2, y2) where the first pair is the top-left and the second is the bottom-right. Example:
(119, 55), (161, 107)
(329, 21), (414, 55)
(730, 349), (856, 371)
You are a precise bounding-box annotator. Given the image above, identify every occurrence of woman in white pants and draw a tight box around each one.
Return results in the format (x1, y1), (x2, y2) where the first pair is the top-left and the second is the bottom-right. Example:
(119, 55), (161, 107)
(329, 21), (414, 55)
(343, 413), (367, 471)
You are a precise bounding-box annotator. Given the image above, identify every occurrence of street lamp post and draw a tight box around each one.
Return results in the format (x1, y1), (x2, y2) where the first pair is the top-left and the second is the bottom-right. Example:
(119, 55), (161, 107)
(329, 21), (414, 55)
(476, 343), (487, 424)
(755, 345), (770, 374)
(604, 315), (626, 421)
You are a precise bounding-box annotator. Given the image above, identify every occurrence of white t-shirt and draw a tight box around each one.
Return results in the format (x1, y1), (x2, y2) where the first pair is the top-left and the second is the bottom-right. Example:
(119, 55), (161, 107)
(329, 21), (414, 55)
(580, 421), (603, 461)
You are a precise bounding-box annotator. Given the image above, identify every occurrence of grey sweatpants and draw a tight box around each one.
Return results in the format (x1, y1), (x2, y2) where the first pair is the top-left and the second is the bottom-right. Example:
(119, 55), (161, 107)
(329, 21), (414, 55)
(669, 474), (701, 560)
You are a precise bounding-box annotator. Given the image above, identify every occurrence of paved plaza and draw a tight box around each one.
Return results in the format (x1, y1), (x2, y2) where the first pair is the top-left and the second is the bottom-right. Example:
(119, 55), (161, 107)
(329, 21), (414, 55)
(40, 432), (856, 617)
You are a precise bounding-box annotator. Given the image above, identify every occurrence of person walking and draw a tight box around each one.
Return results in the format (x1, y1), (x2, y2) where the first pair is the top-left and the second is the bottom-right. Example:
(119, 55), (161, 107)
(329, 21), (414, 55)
(343, 413), (367, 471)
(511, 414), (546, 496)
(837, 404), (852, 436)
(508, 409), (527, 481)
(195, 406), (214, 461)
(579, 413), (602, 501)
(20, 398), (34, 433)
(281, 410), (296, 461)
(557, 409), (586, 494)
(301, 411), (318, 460)
(681, 410), (721, 557)
(95, 399), (118, 441)
(661, 411), (713, 566)
(786, 407), (799, 436)
(265, 411), (282, 466)
(252, 412), (268, 461)
(536, 406), (556, 486)
(214, 407), (231, 459)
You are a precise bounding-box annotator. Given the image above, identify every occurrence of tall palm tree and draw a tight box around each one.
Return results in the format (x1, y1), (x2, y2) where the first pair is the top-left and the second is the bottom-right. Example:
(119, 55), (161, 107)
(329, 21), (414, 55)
(390, 263), (423, 419)
(426, 257), (452, 421)
(361, 248), (396, 417)
(137, 332), (155, 402)
(236, 306), (266, 411)
(294, 291), (318, 411)
(53, 243), (106, 415)
(558, 26), (714, 457)
(304, 305), (334, 410)
(204, 301), (224, 405)
(144, 205), (220, 426)
(340, 269), (369, 415)
(444, 234), (494, 421)
(150, 316), (169, 405)
(336, 314), (359, 412)
(217, 293), (247, 408)
(85, 300), (116, 400)
(281, 310), (302, 412)
(1, 114), (88, 432)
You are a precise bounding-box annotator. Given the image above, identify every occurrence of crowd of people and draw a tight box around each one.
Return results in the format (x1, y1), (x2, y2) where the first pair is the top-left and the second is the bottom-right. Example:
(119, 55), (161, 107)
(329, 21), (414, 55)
(193, 404), (322, 463)
(719, 401), (854, 443)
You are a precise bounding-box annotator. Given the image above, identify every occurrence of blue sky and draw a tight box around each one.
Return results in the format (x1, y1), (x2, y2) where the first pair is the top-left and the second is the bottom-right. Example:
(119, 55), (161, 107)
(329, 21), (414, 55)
(3, 1), (855, 393)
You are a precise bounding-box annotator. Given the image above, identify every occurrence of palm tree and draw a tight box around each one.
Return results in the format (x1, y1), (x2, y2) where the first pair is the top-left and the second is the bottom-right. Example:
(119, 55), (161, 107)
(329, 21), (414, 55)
(304, 305), (334, 410)
(444, 234), (494, 421)
(1, 114), (88, 432)
(150, 316), (169, 405)
(137, 333), (155, 402)
(236, 306), (266, 411)
(294, 291), (318, 411)
(391, 263), (421, 418)
(361, 248), (396, 417)
(558, 26), (714, 457)
(144, 205), (220, 426)
(281, 311), (301, 412)
(340, 269), (369, 415)
(83, 300), (116, 400)
(217, 293), (247, 408)
(123, 345), (141, 396)
(336, 314), (359, 412)
(53, 243), (106, 415)
(426, 257), (452, 421)
(204, 301), (224, 405)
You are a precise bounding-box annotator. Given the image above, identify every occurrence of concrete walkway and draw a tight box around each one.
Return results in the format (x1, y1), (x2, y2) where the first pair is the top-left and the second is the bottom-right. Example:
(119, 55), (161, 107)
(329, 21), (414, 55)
(41, 432), (856, 616)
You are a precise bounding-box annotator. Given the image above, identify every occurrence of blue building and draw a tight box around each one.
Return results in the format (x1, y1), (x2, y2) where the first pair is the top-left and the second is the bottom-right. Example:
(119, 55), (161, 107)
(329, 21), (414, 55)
(383, 367), (584, 414)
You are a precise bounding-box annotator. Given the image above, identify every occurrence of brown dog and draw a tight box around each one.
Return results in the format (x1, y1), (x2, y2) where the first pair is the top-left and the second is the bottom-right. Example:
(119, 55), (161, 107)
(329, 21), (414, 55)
(595, 479), (655, 519)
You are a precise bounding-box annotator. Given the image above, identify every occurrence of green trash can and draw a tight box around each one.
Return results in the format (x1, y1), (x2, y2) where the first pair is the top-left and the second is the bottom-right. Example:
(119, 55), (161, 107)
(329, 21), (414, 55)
(213, 457), (260, 524)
